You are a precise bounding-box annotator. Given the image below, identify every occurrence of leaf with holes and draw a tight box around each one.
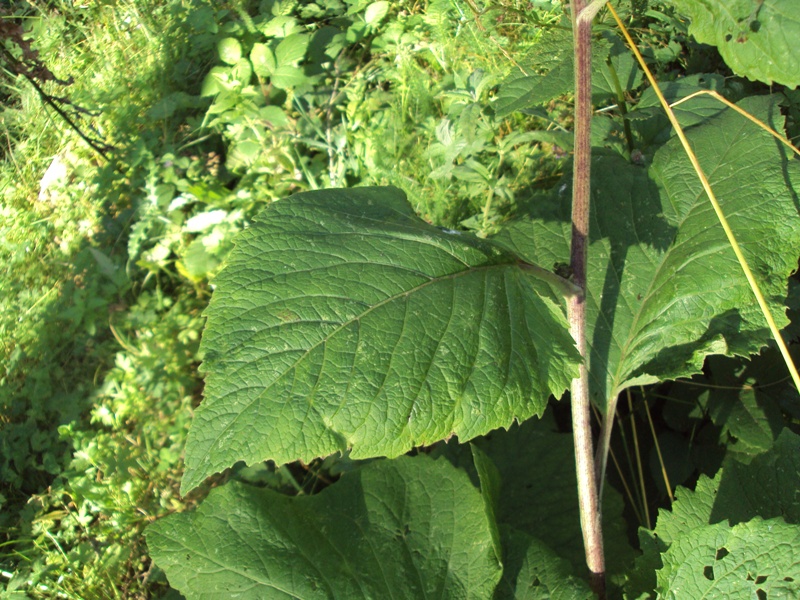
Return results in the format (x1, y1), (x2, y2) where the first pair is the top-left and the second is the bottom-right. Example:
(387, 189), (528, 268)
(666, 0), (800, 87)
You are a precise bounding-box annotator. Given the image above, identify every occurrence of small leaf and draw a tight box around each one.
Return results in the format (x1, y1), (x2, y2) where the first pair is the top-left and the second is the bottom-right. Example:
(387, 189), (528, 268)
(200, 66), (231, 96)
(275, 33), (310, 66)
(147, 455), (503, 598)
(250, 42), (275, 76)
(270, 65), (309, 90)
(365, 1), (389, 27)
(260, 15), (301, 38)
(181, 239), (219, 280)
(259, 105), (289, 127)
(594, 36), (643, 103)
(183, 187), (579, 493)
(217, 37), (242, 65)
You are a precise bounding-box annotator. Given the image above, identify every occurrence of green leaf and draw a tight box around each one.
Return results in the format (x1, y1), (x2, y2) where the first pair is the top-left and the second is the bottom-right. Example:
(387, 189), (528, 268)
(497, 96), (800, 410)
(665, 0), (800, 87)
(495, 29), (615, 117)
(469, 420), (635, 576)
(364, 1), (389, 27)
(200, 66), (232, 96)
(147, 455), (503, 598)
(261, 16), (302, 38)
(710, 428), (800, 525)
(593, 37), (643, 104)
(183, 187), (579, 493)
(652, 430), (800, 548)
(275, 33), (310, 66)
(494, 529), (593, 600)
(250, 42), (276, 76)
(673, 352), (786, 453)
(182, 238), (219, 280)
(495, 28), (575, 117)
(217, 37), (242, 65)
(658, 518), (800, 598)
(623, 430), (800, 599)
(627, 73), (728, 147)
(270, 65), (309, 90)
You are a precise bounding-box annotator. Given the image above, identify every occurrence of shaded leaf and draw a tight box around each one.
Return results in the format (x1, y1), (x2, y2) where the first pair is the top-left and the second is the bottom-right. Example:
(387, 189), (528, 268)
(671, 351), (788, 454)
(148, 455), (502, 599)
(436, 419), (634, 577)
(472, 421), (635, 577)
(183, 187), (579, 493)
(494, 528), (593, 600)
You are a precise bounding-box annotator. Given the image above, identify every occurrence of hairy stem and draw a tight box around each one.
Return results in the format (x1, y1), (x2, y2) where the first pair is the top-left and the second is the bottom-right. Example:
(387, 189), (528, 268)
(569, 0), (605, 596)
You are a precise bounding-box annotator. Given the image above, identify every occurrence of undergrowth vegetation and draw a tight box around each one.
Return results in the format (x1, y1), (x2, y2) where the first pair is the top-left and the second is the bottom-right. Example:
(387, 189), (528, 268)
(1, 0), (798, 598)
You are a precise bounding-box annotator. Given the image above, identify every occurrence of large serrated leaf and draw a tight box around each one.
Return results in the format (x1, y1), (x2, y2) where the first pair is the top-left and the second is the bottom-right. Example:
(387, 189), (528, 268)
(623, 430), (800, 599)
(496, 96), (800, 410)
(665, 0), (800, 88)
(147, 455), (502, 599)
(657, 518), (800, 598)
(183, 187), (579, 493)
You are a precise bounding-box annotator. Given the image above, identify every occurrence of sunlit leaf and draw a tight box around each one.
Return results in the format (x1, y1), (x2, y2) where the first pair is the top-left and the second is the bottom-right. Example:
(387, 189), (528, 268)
(497, 96), (800, 410)
(182, 187), (579, 493)
(666, 0), (800, 87)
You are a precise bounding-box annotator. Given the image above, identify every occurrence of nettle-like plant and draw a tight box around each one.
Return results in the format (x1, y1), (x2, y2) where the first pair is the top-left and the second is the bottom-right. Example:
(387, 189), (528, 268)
(147, 1), (800, 598)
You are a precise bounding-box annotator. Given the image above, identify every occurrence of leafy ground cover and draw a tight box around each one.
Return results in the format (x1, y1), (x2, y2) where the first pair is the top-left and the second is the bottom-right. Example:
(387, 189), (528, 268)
(2, 0), (799, 598)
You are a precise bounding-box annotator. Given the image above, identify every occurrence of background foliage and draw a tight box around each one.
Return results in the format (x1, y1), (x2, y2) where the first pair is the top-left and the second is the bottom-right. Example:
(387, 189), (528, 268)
(1, 0), (798, 598)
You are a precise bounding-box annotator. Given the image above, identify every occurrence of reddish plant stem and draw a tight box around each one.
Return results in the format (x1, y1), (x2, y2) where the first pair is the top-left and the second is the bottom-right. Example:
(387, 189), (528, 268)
(568, 1), (606, 596)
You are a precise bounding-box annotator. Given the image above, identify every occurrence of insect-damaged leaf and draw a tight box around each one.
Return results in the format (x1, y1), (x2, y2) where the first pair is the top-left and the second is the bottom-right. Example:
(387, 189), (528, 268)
(182, 186), (579, 493)
(665, 0), (800, 88)
(624, 430), (800, 598)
